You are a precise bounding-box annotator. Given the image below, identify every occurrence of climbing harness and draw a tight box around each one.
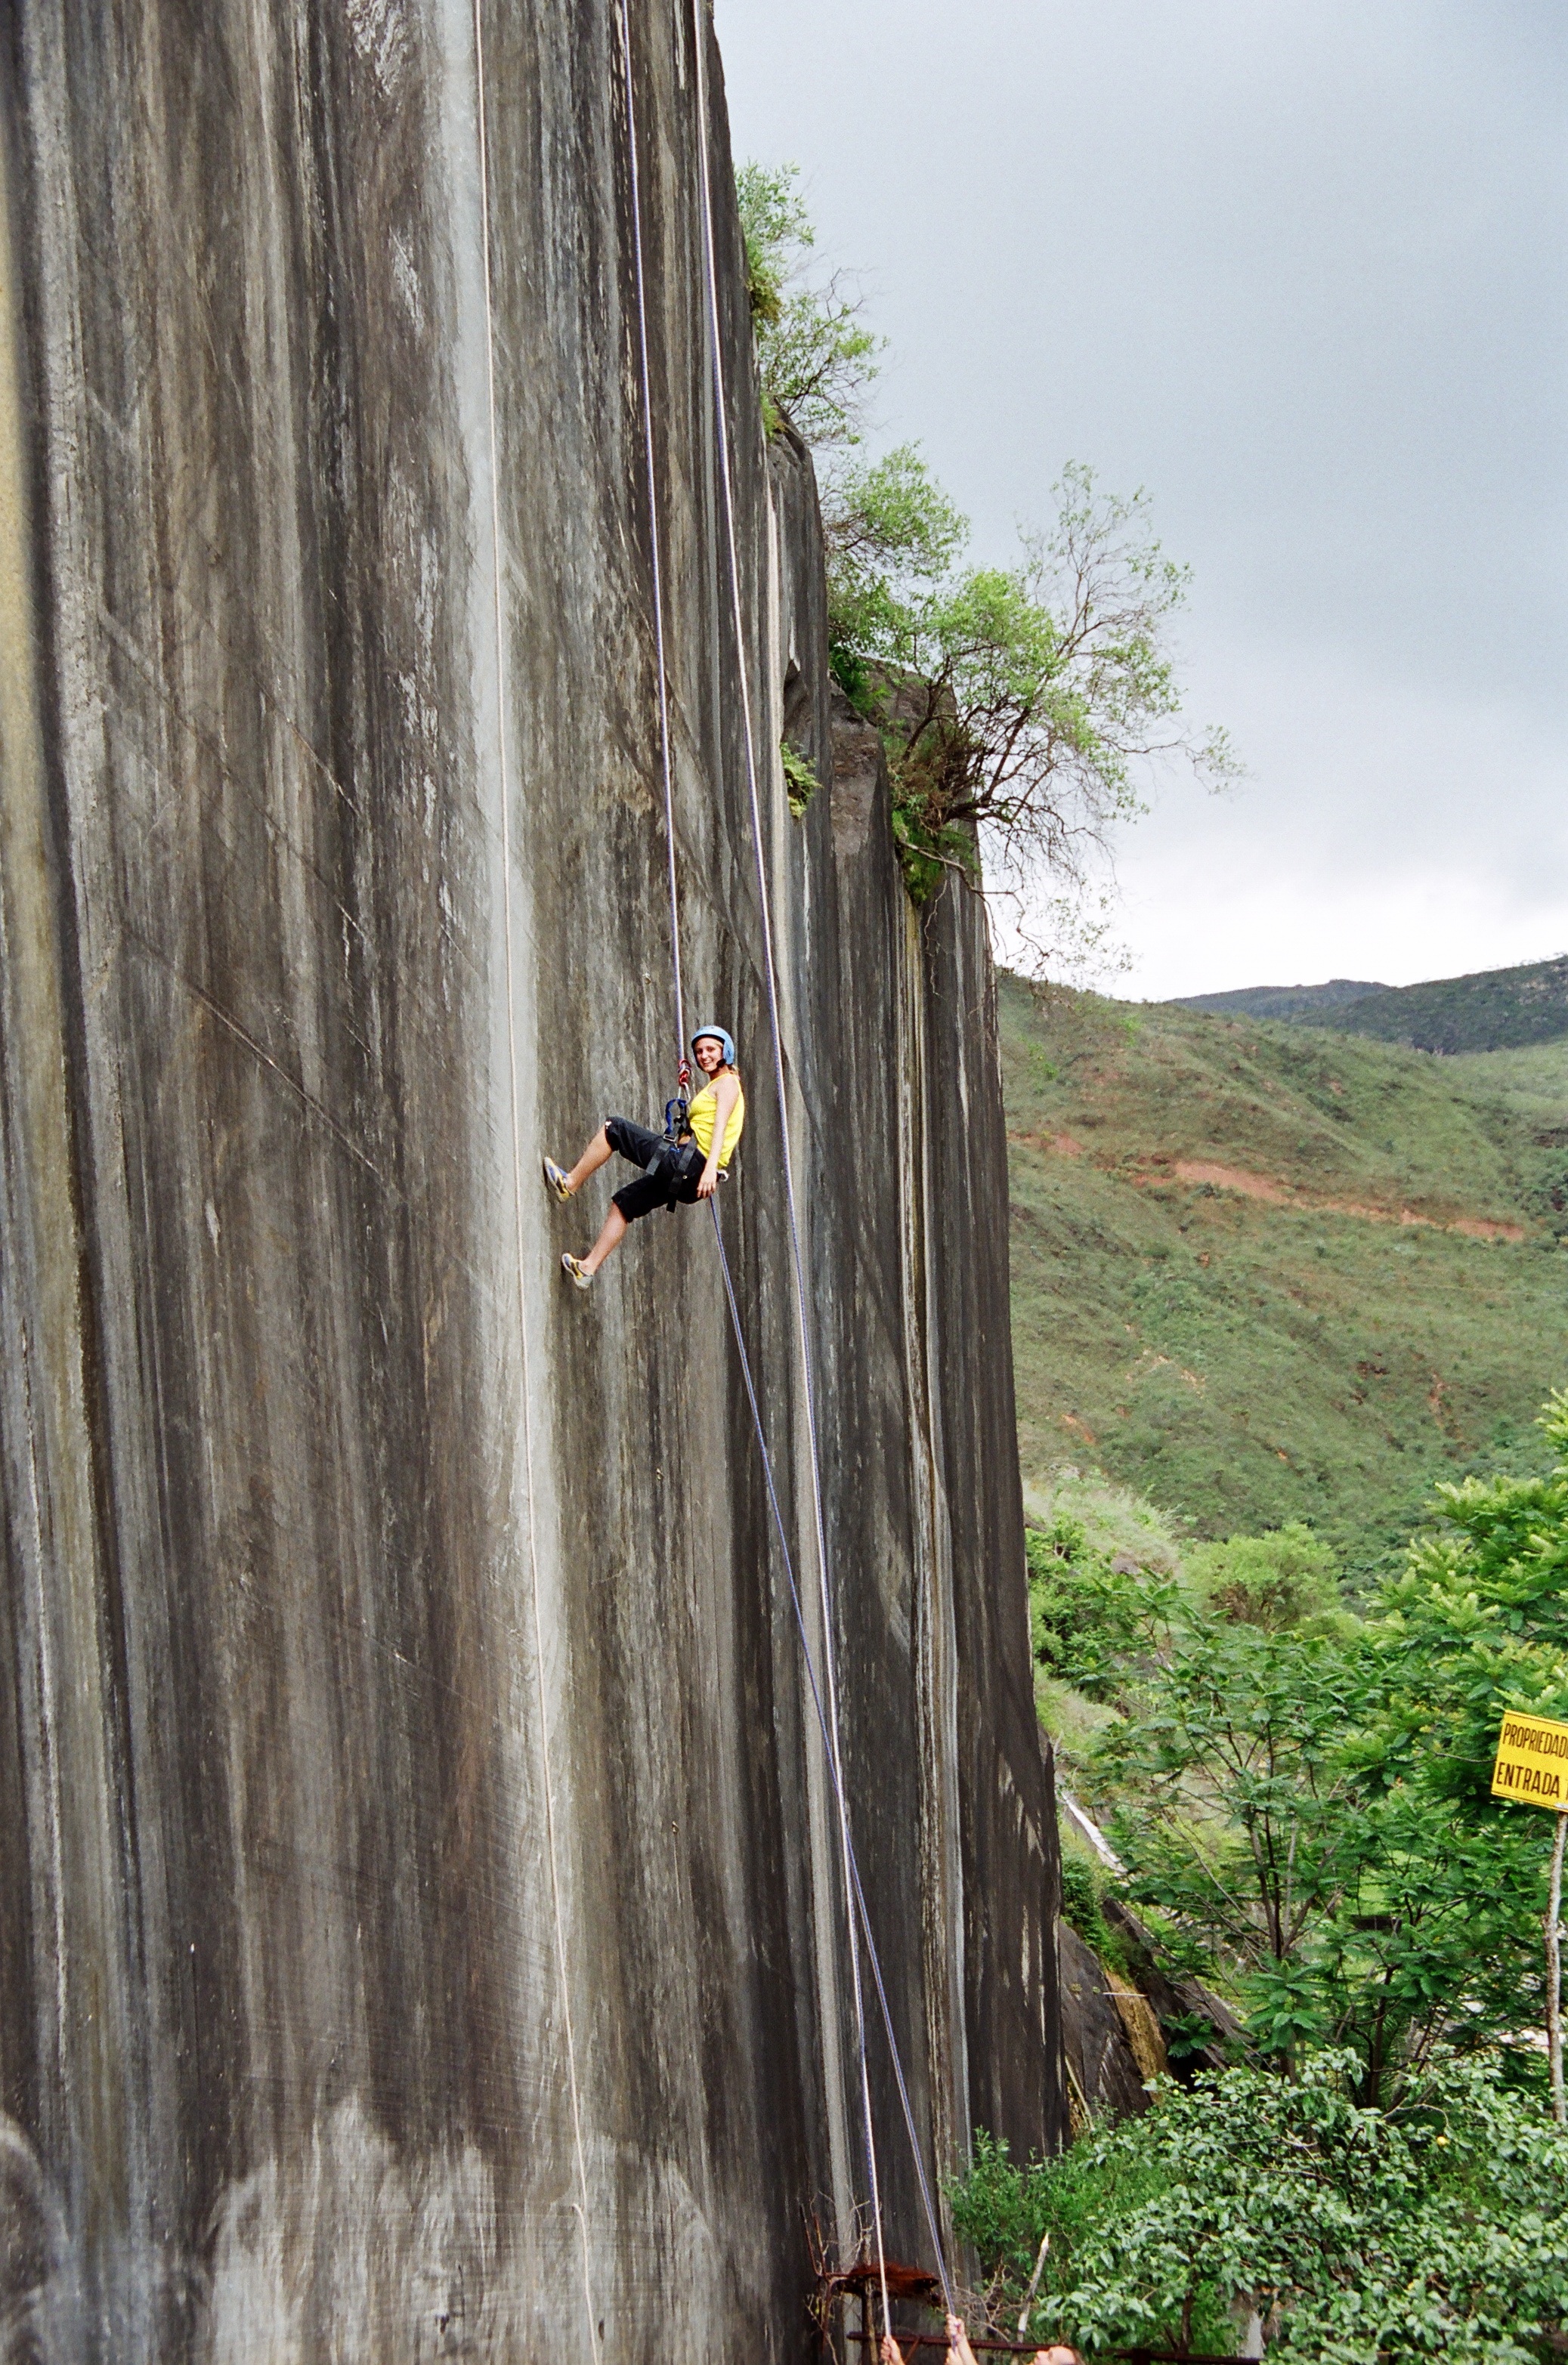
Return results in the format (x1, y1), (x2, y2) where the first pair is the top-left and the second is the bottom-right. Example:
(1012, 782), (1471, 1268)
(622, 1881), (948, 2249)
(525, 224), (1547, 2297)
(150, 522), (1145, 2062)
(473, 2), (599, 2348)
(687, 0), (957, 2321)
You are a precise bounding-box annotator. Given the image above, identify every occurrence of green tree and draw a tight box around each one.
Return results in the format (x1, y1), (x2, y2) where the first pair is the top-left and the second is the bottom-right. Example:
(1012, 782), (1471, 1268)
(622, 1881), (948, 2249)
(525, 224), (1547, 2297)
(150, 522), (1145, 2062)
(1360, 1390), (1568, 1802)
(1083, 1400), (1568, 2101)
(826, 447), (1240, 932)
(950, 2051), (1568, 2361)
(733, 162), (880, 447)
(734, 179), (1237, 950)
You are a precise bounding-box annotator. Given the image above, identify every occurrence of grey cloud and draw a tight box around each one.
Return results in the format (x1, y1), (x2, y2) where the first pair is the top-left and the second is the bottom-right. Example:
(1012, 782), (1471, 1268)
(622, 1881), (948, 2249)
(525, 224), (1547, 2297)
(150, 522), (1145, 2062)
(715, 0), (1567, 992)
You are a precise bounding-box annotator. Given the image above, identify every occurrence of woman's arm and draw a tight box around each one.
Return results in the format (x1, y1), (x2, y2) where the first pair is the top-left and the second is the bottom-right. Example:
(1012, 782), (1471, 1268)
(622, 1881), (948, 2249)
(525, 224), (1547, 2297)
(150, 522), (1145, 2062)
(945, 2317), (980, 2365)
(696, 1071), (740, 1199)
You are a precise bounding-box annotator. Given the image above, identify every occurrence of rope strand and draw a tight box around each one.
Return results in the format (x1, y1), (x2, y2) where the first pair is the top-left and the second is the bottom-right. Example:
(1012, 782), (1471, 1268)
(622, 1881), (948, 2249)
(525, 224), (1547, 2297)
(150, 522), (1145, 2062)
(621, 0), (956, 2318)
(689, 2), (956, 2319)
(687, 6), (885, 2306)
(618, 0), (685, 1070)
(710, 1207), (955, 2313)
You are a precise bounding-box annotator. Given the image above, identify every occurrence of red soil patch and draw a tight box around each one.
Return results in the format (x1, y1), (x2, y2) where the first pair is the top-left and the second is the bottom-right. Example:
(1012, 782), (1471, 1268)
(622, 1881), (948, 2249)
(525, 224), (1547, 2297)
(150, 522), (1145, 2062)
(1011, 1128), (1086, 1158)
(1166, 1160), (1524, 1244)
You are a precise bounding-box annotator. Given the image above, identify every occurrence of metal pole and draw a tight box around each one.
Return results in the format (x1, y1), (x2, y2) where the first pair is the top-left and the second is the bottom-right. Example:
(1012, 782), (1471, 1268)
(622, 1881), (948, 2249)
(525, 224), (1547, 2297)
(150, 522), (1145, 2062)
(1549, 1809), (1566, 2128)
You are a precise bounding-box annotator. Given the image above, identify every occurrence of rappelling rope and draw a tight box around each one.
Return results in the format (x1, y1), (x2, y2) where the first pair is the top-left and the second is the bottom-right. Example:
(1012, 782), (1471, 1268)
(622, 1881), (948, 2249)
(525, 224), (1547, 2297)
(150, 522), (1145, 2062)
(685, 0), (886, 2321)
(618, 0), (686, 1073)
(709, 1207), (956, 2315)
(472, 5), (599, 2348)
(619, 0), (956, 2320)
(688, 0), (959, 2323)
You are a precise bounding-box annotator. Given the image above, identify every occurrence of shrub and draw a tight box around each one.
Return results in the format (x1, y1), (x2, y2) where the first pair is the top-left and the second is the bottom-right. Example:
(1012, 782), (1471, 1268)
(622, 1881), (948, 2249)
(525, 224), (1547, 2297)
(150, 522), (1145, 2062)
(1186, 1520), (1343, 1630)
(733, 162), (880, 447)
(951, 2051), (1568, 2360)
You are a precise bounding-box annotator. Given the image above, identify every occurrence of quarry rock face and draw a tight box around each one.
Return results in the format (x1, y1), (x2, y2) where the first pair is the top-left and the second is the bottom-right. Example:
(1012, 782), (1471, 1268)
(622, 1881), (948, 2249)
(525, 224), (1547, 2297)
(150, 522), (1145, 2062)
(0, 3), (1062, 2357)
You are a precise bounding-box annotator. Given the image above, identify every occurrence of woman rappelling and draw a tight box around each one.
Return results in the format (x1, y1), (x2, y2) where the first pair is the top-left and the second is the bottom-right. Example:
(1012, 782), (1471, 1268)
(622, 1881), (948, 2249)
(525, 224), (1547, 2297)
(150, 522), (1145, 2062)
(543, 1025), (745, 1286)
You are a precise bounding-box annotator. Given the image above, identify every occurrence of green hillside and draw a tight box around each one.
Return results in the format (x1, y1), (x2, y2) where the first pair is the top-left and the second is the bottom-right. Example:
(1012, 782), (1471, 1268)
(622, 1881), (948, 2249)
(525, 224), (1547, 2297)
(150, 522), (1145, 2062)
(1001, 976), (1568, 1578)
(1174, 978), (1386, 1022)
(1304, 952), (1568, 1053)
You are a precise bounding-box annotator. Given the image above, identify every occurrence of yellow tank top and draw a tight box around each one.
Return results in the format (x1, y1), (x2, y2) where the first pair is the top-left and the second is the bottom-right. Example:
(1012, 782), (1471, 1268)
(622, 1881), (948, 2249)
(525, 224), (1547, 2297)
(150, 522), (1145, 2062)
(688, 1077), (745, 1167)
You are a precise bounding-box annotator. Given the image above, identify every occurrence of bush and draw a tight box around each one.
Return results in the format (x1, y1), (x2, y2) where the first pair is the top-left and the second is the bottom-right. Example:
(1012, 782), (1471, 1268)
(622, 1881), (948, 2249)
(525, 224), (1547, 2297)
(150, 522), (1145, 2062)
(1056, 1846), (1133, 1980)
(1026, 1517), (1178, 1705)
(733, 162), (880, 447)
(1186, 1520), (1343, 1630)
(780, 740), (820, 817)
(950, 2051), (1568, 2360)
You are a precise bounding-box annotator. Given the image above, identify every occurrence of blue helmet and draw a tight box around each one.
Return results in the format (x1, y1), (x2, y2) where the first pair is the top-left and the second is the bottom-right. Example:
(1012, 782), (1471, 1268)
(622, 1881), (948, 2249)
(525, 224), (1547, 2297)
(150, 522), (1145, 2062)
(691, 1023), (736, 1068)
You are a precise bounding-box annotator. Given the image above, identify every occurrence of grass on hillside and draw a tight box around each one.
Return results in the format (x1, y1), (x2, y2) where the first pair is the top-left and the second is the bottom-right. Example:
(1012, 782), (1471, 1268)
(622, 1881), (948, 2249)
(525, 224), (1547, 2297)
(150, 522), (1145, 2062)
(1001, 975), (1568, 1580)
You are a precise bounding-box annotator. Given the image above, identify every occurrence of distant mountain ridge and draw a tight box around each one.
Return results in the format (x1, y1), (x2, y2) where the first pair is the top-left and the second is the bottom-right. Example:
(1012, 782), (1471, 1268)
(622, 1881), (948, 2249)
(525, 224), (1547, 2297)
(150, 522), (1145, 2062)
(1173, 957), (1568, 1056)
(1174, 979), (1387, 1022)
(1308, 957), (1568, 1054)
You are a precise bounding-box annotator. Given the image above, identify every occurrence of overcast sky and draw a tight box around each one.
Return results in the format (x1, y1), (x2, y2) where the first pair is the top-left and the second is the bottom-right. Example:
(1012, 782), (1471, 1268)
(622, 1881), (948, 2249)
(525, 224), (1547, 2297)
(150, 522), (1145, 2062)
(713, 0), (1568, 1000)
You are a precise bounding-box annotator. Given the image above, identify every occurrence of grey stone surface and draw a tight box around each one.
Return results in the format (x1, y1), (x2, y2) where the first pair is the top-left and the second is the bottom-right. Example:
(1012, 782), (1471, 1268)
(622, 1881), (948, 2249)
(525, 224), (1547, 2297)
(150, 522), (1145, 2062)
(0, 3), (1062, 2357)
(1057, 1924), (1156, 2128)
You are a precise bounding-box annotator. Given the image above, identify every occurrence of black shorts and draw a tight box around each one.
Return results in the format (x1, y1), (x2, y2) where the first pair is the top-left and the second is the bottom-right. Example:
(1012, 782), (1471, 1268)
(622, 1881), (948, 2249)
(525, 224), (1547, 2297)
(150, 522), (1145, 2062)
(606, 1115), (704, 1223)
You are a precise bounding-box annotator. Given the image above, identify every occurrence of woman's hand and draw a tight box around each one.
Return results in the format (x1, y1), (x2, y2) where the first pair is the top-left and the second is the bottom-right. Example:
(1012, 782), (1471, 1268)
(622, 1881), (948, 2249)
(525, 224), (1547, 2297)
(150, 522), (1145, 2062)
(879, 2338), (905, 2365)
(697, 1161), (719, 1199)
(945, 2317), (979, 2365)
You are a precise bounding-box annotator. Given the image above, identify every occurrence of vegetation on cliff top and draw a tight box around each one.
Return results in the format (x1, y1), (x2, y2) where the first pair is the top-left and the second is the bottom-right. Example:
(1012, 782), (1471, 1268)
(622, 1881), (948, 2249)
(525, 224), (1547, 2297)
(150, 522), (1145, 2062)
(735, 163), (1235, 947)
(824, 450), (1239, 931)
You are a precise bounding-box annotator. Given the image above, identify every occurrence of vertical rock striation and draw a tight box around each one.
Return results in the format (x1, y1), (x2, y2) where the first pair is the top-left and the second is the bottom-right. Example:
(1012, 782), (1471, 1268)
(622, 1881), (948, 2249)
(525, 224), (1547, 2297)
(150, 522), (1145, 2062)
(0, 4), (1062, 2356)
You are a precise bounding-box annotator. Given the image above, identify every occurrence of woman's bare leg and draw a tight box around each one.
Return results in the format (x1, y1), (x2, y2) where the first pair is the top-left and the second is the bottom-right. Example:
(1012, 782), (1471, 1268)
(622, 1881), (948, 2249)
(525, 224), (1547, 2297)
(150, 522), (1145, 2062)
(564, 1124), (614, 1195)
(580, 1203), (629, 1275)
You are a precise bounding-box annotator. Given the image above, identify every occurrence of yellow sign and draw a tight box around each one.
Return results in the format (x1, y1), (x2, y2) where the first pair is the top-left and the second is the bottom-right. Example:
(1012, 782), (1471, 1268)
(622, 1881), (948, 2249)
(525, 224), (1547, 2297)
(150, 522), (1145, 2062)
(1492, 1711), (1568, 1811)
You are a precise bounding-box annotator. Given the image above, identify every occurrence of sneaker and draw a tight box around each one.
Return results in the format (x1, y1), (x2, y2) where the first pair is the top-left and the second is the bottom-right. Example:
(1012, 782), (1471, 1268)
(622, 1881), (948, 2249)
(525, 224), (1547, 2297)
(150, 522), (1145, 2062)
(542, 1155), (573, 1203)
(561, 1252), (592, 1291)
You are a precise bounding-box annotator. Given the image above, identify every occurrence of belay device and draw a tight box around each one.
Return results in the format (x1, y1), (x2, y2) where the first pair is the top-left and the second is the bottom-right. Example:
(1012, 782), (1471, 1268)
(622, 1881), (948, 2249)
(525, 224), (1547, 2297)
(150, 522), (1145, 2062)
(654, 1056), (697, 1211)
(663, 1055), (691, 1146)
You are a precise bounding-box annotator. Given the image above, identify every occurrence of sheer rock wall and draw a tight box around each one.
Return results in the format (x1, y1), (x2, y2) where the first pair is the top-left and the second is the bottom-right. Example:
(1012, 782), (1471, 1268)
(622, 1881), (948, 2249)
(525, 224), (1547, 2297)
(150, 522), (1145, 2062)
(0, 4), (1062, 2357)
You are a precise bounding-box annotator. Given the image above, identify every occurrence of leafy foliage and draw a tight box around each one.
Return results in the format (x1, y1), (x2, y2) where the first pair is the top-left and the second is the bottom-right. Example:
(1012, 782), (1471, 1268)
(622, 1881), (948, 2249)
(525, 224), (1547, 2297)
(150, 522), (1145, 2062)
(733, 179), (1235, 947)
(1058, 1848), (1136, 1980)
(733, 162), (880, 447)
(779, 740), (820, 818)
(825, 450), (1239, 937)
(1058, 1400), (1568, 2103)
(1185, 1521), (1343, 1631)
(950, 2051), (1568, 2361)
(1027, 1516), (1177, 1703)
(1096, 1612), (1547, 2098)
